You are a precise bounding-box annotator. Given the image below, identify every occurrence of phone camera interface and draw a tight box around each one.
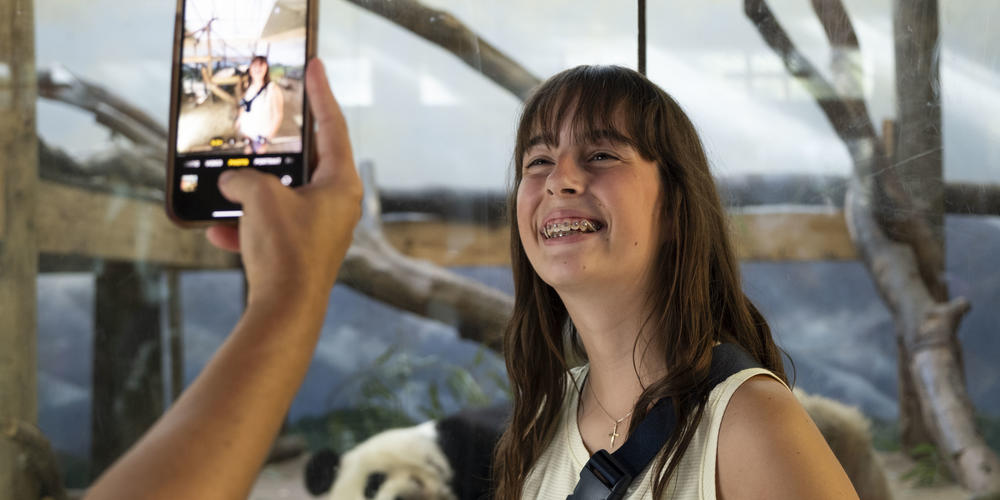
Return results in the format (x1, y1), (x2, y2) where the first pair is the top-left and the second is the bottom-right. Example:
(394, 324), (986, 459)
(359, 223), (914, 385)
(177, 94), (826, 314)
(173, 0), (310, 220)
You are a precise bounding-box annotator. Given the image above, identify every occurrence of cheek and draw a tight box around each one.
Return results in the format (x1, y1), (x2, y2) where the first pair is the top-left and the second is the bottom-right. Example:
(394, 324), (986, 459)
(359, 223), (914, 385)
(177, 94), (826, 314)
(616, 182), (663, 249)
(515, 182), (539, 244)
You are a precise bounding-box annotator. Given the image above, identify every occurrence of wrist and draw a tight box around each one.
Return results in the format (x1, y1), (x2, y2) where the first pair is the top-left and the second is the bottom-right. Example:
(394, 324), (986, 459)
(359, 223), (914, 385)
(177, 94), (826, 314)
(244, 285), (330, 330)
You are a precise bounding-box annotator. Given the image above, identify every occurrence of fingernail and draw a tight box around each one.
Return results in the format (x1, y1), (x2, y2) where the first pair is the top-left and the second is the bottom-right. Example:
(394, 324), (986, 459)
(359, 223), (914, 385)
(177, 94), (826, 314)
(219, 170), (235, 186)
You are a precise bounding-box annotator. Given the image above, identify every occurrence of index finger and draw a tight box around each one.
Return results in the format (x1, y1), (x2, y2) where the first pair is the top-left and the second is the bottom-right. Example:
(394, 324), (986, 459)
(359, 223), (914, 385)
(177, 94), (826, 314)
(305, 58), (355, 184)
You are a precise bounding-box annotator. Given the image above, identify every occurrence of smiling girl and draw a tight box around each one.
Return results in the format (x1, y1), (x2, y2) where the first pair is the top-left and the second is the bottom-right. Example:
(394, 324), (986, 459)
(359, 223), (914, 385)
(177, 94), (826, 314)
(495, 65), (858, 499)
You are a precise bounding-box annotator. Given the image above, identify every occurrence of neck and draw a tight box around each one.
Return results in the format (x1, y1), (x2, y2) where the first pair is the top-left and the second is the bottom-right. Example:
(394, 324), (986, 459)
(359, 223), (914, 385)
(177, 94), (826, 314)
(559, 285), (666, 417)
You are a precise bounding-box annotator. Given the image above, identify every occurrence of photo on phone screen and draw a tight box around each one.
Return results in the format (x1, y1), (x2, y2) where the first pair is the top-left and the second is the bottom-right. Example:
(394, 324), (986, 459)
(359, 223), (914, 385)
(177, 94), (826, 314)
(167, 0), (315, 223)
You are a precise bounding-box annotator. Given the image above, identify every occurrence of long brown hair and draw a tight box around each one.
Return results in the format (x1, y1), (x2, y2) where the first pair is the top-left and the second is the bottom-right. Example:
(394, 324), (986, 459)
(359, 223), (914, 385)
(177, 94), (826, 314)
(492, 65), (788, 499)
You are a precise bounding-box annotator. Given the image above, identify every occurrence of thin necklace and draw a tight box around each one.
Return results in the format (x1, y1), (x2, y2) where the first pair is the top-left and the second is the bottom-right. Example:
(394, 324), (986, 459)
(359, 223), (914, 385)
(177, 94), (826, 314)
(587, 379), (634, 449)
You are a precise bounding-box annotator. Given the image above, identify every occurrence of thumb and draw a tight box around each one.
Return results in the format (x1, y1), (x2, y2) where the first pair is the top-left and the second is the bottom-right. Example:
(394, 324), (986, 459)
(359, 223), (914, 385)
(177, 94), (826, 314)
(217, 168), (274, 205)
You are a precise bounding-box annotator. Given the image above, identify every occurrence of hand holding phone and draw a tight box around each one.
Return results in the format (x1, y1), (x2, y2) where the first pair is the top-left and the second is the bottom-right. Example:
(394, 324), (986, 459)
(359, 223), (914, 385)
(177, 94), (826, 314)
(206, 59), (362, 310)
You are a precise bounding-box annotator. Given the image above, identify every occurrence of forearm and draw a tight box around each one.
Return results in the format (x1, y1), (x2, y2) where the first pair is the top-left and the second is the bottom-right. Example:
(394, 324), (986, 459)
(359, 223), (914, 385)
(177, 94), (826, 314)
(84, 294), (328, 500)
(84, 58), (359, 500)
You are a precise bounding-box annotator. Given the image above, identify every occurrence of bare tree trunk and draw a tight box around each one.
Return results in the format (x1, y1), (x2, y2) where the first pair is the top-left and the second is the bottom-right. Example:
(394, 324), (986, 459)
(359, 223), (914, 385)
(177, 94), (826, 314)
(891, 0), (945, 289)
(890, 0), (967, 451)
(0, 0), (41, 497)
(846, 166), (999, 492)
(745, 0), (1000, 493)
(90, 261), (165, 480)
(880, 118), (937, 451)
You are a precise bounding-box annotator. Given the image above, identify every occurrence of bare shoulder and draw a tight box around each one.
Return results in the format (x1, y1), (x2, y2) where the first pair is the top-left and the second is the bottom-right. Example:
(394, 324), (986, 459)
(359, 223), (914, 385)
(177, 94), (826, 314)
(716, 375), (859, 500)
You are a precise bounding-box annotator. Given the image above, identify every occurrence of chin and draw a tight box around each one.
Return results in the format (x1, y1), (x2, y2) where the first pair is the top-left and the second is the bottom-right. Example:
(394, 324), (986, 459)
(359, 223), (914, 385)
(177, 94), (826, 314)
(304, 405), (507, 500)
(535, 262), (619, 293)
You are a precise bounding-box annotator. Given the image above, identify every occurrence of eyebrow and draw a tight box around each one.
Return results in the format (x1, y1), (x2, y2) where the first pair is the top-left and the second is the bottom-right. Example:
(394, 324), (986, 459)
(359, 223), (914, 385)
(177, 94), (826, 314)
(525, 129), (633, 149)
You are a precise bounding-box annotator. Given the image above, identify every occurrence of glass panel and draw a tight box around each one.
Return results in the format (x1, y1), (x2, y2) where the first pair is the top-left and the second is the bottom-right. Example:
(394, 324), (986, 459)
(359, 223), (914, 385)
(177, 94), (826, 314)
(23, 0), (999, 496)
(30, 0), (636, 494)
(648, 0), (1000, 493)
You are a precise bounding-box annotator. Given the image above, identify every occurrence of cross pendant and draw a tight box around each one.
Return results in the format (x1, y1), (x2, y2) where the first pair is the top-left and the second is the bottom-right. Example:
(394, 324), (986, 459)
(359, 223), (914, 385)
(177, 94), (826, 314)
(609, 422), (621, 448)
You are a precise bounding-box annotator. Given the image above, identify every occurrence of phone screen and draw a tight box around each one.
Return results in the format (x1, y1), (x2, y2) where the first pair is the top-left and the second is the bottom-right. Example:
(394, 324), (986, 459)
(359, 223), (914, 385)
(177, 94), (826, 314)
(167, 0), (314, 222)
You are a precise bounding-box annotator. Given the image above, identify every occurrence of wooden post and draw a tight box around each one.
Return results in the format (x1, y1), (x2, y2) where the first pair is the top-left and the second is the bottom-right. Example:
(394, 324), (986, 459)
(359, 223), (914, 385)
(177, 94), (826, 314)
(0, 0), (40, 498)
(167, 269), (185, 401)
(90, 261), (165, 480)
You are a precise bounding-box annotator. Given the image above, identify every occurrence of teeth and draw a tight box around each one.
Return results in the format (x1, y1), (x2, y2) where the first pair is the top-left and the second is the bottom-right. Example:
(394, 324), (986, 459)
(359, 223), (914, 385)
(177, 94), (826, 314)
(543, 219), (602, 239)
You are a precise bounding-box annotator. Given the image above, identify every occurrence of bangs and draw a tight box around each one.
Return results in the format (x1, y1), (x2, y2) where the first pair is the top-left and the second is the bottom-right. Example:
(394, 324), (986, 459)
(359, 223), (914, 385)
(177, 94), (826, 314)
(516, 65), (661, 167)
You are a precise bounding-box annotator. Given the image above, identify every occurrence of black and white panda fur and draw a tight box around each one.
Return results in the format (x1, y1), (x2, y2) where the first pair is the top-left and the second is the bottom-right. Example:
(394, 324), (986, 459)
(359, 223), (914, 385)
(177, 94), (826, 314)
(305, 405), (507, 500)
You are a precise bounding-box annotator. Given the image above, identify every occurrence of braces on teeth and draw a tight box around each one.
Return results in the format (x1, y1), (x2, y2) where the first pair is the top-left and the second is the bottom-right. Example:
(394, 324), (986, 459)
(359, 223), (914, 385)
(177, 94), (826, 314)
(543, 220), (602, 239)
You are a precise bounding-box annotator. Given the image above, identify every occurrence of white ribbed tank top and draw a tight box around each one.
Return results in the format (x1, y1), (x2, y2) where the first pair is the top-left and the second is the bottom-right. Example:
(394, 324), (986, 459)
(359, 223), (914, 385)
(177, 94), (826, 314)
(521, 365), (786, 499)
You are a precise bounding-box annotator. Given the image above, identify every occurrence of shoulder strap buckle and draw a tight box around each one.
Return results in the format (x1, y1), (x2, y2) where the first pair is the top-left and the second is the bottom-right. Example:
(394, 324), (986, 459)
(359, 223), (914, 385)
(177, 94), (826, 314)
(567, 449), (633, 500)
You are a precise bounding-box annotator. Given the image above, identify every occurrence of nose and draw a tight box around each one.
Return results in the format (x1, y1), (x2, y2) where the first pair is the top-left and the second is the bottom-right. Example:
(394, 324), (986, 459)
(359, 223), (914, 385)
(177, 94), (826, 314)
(545, 156), (585, 196)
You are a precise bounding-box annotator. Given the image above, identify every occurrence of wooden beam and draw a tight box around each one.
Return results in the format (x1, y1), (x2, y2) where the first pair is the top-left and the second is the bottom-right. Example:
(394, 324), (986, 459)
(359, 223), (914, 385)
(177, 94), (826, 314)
(730, 209), (856, 260)
(36, 181), (239, 270)
(0, 0), (40, 497)
(383, 220), (512, 267)
(381, 208), (857, 267)
(34, 178), (859, 270)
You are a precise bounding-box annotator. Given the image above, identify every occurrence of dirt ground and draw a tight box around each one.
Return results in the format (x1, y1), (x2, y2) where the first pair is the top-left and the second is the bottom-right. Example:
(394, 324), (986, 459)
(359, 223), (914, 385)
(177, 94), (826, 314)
(879, 451), (968, 500)
(249, 450), (972, 499)
(250, 453), (314, 500)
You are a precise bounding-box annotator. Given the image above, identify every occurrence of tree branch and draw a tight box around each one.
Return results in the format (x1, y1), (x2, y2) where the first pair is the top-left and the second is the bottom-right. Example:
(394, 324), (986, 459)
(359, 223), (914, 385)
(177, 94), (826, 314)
(744, 0), (876, 143)
(343, 0), (541, 100)
(810, 0), (859, 49)
(37, 66), (167, 154)
(805, 0), (946, 298)
(758, 0), (951, 314)
(346, 162), (511, 351)
(340, 241), (511, 351)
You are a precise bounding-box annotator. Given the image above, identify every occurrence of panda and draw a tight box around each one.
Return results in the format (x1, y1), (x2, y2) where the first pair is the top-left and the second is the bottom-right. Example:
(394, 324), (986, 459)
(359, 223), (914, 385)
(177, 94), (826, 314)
(304, 405), (508, 500)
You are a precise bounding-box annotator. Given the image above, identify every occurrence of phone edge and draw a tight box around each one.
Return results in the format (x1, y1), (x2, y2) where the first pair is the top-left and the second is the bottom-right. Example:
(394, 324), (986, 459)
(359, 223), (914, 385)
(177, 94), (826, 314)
(164, 0), (205, 228)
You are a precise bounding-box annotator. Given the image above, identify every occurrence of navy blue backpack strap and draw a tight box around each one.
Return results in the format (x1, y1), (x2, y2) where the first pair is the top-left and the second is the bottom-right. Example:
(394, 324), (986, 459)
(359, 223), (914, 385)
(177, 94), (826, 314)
(566, 343), (762, 500)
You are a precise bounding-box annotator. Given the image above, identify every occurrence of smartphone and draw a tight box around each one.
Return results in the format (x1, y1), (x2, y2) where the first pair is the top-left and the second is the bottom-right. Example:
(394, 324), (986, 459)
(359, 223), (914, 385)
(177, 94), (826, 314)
(166, 0), (318, 225)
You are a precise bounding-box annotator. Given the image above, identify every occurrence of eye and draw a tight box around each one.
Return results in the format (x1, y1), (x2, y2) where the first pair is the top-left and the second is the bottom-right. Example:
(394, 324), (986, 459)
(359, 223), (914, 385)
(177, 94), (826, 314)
(523, 157), (552, 170)
(364, 472), (387, 498)
(589, 152), (619, 162)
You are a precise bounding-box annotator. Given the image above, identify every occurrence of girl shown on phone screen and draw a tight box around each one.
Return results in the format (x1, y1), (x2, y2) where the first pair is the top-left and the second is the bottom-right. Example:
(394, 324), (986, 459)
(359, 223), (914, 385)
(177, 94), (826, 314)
(237, 55), (284, 154)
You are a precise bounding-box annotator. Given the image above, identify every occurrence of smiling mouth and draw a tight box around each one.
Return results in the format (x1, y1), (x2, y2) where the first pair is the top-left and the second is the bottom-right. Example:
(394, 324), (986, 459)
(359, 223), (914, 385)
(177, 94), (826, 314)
(542, 219), (604, 239)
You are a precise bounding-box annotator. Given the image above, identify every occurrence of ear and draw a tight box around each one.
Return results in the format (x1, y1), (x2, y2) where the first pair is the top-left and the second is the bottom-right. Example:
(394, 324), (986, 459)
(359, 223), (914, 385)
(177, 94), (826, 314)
(304, 448), (340, 496)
